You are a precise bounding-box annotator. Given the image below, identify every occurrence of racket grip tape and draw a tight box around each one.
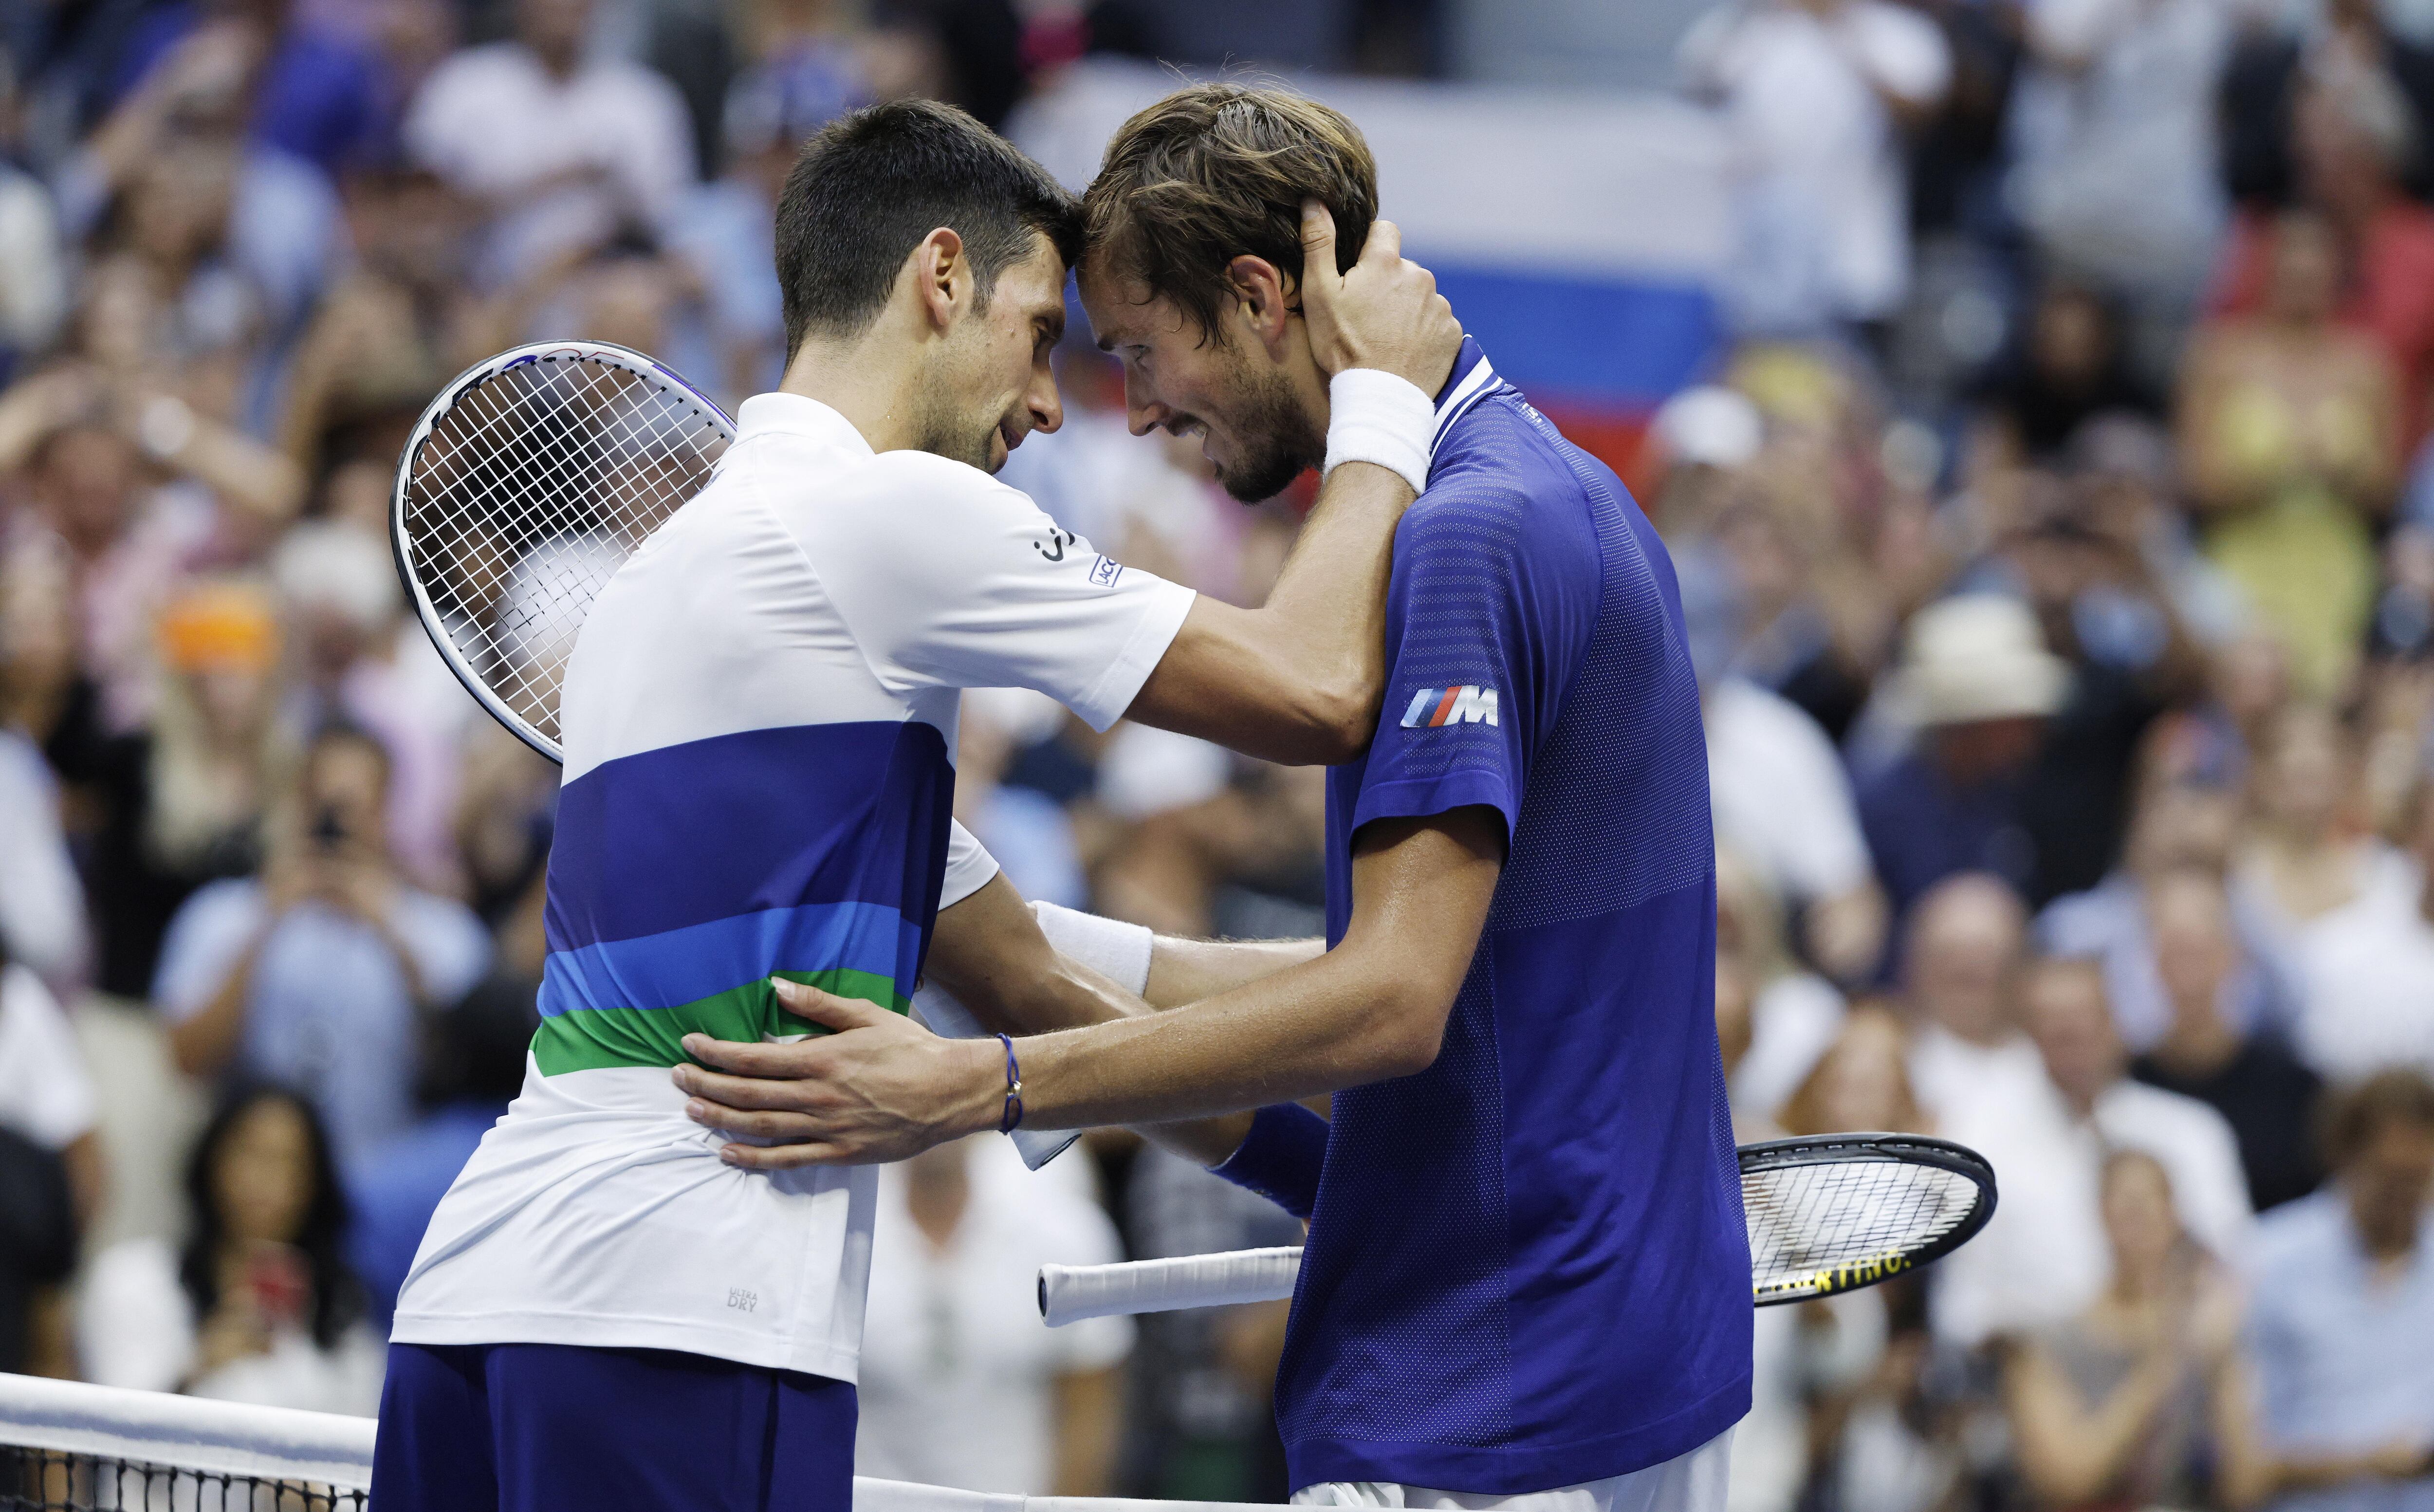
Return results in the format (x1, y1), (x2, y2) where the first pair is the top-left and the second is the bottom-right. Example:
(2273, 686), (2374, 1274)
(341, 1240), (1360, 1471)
(1038, 1247), (1304, 1327)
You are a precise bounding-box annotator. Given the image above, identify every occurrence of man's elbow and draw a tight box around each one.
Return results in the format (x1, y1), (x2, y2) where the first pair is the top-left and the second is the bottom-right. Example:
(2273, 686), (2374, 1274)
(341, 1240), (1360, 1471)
(1354, 988), (1449, 1082)
(1280, 676), (1379, 766)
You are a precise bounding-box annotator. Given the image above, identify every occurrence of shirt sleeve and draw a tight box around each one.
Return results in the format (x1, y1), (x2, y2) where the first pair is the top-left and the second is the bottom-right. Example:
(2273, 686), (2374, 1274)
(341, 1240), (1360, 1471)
(1348, 481), (1599, 840)
(808, 453), (1196, 731)
(940, 820), (1002, 910)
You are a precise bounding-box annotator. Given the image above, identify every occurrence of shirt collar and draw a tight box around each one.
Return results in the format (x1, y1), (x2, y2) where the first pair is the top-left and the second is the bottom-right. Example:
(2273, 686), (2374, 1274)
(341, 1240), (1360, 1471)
(1429, 337), (1501, 459)
(733, 392), (875, 456)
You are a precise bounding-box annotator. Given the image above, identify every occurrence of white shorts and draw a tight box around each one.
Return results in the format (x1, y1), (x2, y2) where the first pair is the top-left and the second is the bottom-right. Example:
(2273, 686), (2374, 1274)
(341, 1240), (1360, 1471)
(1291, 1428), (1733, 1512)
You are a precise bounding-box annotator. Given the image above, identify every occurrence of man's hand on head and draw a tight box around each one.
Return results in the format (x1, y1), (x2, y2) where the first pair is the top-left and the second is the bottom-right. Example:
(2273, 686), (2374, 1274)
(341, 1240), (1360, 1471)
(1297, 203), (1461, 393)
(673, 979), (1005, 1169)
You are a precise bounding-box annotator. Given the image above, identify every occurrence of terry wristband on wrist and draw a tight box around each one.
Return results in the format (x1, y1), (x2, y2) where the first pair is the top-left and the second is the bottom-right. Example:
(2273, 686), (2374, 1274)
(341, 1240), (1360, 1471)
(1030, 902), (1154, 996)
(1210, 1101), (1329, 1220)
(1323, 368), (1436, 496)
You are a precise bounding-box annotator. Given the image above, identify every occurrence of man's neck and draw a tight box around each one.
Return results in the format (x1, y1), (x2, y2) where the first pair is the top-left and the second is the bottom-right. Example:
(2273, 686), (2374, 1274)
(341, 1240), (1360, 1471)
(778, 329), (931, 454)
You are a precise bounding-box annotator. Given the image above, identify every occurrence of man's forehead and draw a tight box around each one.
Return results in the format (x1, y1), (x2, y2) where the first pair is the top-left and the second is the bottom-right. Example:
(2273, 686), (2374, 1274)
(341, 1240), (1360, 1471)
(1077, 270), (1177, 348)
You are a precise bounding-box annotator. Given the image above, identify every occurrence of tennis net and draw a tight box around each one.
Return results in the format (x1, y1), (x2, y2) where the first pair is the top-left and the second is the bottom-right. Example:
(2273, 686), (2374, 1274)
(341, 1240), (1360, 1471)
(2, 1372), (1282, 1512)
(0, 1373), (372, 1510)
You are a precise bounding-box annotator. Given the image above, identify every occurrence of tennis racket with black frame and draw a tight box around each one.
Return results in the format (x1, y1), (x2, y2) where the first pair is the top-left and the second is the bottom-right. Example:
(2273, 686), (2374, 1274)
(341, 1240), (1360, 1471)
(1037, 1132), (1997, 1325)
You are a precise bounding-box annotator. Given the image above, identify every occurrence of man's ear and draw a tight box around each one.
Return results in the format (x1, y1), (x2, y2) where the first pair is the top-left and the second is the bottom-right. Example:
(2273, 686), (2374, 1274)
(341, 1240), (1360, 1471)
(1225, 254), (1296, 363)
(911, 227), (970, 333)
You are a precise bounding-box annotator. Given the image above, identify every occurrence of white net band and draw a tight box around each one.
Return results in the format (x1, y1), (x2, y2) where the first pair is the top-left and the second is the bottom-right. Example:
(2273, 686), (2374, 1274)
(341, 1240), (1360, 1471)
(0, 1374), (1282, 1512)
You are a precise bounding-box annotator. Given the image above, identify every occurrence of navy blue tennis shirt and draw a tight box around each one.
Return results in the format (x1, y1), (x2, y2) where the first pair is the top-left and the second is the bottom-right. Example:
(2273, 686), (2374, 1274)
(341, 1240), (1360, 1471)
(1276, 340), (1751, 1494)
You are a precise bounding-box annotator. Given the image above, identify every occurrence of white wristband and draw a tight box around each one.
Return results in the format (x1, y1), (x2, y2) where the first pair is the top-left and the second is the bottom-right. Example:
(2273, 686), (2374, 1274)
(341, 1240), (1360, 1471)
(1323, 368), (1436, 496)
(1030, 901), (1154, 996)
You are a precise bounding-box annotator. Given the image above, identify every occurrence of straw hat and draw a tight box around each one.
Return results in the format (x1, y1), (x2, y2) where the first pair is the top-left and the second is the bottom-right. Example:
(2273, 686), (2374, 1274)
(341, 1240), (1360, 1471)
(1895, 595), (2070, 727)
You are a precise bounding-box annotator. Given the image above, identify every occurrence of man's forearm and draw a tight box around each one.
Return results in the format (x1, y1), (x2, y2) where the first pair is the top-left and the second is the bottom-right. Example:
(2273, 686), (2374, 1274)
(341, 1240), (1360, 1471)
(1145, 933), (1325, 1008)
(958, 818), (1496, 1133)
(1125, 461), (1414, 764)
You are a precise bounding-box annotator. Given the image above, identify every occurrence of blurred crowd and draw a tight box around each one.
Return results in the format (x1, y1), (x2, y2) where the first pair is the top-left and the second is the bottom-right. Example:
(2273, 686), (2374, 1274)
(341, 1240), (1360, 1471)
(0, 0), (2431, 1510)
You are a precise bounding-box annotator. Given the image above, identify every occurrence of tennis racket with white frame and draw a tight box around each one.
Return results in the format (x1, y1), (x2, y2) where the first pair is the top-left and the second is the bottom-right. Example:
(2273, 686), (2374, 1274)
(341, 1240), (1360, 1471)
(390, 339), (1088, 1164)
(1038, 1132), (1997, 1326)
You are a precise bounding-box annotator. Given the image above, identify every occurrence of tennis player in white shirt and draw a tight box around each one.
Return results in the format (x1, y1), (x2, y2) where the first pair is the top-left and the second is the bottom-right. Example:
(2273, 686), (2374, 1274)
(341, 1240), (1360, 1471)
(372, 97), (1460, 1512)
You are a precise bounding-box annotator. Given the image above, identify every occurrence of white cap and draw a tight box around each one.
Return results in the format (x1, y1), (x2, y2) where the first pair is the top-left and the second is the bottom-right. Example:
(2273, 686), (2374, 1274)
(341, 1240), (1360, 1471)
(1896, 595), (2070, 727)
(1653, 386), (1763, 470)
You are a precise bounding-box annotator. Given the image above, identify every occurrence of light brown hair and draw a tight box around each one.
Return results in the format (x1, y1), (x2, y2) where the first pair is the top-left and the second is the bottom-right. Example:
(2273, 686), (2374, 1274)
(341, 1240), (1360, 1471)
(1082, 83), (1378, 344)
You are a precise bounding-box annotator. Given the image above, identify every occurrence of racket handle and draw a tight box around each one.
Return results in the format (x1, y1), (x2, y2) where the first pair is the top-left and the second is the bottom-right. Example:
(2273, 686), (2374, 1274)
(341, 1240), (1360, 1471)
(1039, 1248), (1304, 1326)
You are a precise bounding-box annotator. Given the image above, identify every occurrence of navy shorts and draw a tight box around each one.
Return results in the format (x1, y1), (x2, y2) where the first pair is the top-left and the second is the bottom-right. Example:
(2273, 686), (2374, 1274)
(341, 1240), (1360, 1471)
(370, 1342), (857, 1512)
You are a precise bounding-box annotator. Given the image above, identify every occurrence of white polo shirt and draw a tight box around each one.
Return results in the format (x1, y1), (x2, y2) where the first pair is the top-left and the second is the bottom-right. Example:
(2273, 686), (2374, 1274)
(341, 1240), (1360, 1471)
(392, 393), (1195, 1379)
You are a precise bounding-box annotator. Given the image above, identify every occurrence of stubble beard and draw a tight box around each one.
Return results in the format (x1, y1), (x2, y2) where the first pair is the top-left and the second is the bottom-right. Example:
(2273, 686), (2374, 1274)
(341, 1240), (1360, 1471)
(1211, 360), (1327, 504)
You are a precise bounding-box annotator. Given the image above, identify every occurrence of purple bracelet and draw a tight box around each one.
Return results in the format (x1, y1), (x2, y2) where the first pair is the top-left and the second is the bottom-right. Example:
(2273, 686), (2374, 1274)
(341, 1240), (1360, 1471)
(996, 1033), (1025, 1133)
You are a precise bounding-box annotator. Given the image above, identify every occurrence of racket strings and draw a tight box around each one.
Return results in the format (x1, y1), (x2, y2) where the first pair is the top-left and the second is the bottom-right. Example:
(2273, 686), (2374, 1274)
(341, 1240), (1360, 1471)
(401, 353), (727, 747)
(1743, 1160), (1978, 1301)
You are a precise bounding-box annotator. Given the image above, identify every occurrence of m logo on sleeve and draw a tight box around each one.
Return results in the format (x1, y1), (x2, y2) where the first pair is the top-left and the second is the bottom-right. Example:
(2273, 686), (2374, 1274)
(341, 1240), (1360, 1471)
(1400, 685), (1499, 728)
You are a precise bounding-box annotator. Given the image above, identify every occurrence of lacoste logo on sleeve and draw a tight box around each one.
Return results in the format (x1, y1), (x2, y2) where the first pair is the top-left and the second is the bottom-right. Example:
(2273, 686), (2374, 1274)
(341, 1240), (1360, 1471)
(1088, 554), (1123, 587)
(1400, 685), (1499, 728)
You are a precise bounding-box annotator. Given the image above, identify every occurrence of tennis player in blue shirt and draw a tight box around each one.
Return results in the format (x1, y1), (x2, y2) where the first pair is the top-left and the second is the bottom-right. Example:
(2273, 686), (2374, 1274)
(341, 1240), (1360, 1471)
(679, 84), (1752, 1511)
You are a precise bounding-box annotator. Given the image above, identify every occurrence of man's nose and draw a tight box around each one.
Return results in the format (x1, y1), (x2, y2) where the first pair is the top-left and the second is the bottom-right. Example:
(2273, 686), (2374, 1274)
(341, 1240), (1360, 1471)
(1030, 374), (1064, 436)
(1122, 376), (1166, 438)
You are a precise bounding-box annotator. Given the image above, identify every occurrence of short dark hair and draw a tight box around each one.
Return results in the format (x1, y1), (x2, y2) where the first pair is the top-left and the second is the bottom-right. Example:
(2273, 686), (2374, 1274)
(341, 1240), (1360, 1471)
(774, 99), (1083, 358)
(2321, 1068), (2434, 1168)
(1082, 83), (1378, 344)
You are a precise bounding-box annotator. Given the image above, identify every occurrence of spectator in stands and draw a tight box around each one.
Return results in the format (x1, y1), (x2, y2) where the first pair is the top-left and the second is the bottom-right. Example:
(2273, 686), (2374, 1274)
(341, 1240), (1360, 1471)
(0, 932), (96, 1383)
(2245, 1071), (2434, 1509)
(2003, 1149), (2268, 1511)
(0, 365), (301, 730)
(277, 166), (481, 475)
(1857, 597), (2071, 929)
(2040, 774), (2300, 1051)
(78, 1086), (382, 1410)
(2214, 64), (2434, 449)
(0, 66), (67, 386)
(403, 0), (695, 287)
(37, 581), (289, 1003)
(1719, 847), (1850, 1128)
(0, 1127), (74, 1380)
(1931, 952), (2251, 1346)
(857, 1137), (1132, 1496)
(2220, 0), (2434, 208)
(55, 32), (341, 351)
(2238, 705), (2416, 952)
(0, 941), (101, 1228)
(1678, 0), (1952, 335)
(2132, 867), (2324, 1212)
(155, 724), (489, 1171)
(2004, 0), (2230, 378)
(98, 0), (389, 177)
(2180, 208), (2398, 699)
(1899, 873), (2046, 1125)
(0, 659), (89, 990)
(2290, 773), (2434, 1083)
(271, 522), (470, 890)
(2023, 957), (2254, 1258)
(1783, 1002), (1928, 1138)
(1691, 549), (1888, 984)
(1997, 446), (2208, 904)
(1988, 282), (2154, 463)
